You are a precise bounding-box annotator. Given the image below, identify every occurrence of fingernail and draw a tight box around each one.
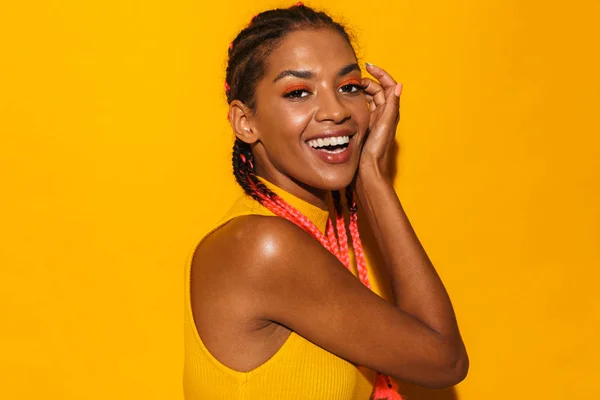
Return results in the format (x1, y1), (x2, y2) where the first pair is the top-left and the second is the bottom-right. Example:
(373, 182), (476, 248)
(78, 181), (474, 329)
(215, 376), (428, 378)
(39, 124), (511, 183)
(365, 62), (374, 68)
(394, 83), (403, 97)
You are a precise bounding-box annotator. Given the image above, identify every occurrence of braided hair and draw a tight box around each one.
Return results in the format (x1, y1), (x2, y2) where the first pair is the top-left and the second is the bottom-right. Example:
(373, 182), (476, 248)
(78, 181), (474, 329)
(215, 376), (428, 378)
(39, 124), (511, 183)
(226, 4), (402, 399)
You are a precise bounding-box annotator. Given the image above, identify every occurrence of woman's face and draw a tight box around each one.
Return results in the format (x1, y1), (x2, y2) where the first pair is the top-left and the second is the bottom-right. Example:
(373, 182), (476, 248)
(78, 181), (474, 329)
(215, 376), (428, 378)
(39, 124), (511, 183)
(247, 28), (370, 196)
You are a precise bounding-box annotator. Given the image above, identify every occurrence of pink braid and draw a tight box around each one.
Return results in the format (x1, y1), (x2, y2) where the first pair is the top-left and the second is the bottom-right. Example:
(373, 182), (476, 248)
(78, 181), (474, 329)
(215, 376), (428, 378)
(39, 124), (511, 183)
(335, 209), (351, 271)
(249, 181), (308, 233)
(248, 176), (342, 259)
(348, 210), (370, 288)
(346, 193), (403, 400)
(327, 218), (342, 262)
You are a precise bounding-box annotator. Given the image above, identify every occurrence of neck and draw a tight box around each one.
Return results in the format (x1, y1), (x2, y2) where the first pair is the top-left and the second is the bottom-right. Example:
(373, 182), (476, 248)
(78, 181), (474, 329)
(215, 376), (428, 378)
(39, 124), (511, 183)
(255, 170), (330, 210)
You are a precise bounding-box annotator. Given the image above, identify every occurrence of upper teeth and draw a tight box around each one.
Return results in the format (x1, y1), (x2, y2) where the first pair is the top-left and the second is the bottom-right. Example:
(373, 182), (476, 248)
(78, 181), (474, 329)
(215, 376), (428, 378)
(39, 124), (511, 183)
(307, 136), (350, 148)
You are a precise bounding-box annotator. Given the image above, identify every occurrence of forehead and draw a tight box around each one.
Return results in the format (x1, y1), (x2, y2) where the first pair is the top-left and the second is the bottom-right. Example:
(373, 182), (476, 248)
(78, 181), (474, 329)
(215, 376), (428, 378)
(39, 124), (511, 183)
(263, 28), (357, 77)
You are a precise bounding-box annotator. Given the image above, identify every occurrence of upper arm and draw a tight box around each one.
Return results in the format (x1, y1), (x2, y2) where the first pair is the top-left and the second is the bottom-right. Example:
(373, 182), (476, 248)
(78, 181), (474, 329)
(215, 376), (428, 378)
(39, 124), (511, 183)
(232, 216), (467, 388)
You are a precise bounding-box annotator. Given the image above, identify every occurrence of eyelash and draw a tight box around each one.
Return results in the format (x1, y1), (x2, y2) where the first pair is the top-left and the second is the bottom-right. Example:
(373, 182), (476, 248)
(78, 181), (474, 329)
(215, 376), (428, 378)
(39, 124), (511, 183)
(283, 83), (363, 99)
(283, 87), (311, 99)
(339, 83), (362, 94)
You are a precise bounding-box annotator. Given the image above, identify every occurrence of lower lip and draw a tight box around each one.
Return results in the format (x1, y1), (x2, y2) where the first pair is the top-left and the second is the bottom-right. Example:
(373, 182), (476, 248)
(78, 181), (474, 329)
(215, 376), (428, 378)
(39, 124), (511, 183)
(306, 137), (354, 164)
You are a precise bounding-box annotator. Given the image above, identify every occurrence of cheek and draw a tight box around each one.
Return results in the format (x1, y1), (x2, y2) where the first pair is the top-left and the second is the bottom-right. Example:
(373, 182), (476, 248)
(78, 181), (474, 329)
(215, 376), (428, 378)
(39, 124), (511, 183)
(283, 105), (312, 131)
(256, 101), (312, 152)
(269, 102), (312, 139)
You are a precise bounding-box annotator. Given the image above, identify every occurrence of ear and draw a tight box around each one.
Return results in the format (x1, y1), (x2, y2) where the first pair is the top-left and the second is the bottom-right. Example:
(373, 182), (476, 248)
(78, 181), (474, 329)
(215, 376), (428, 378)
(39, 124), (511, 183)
(228, 100), (259, 144)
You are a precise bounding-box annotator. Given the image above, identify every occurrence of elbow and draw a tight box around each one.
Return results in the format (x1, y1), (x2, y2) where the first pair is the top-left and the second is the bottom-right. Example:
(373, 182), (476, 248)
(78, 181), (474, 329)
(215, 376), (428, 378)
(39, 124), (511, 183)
(386, 336), (469, 390)
(455, 349), (470, 383)
(424, 346), (470, 389)
(438, 350), (469, 389)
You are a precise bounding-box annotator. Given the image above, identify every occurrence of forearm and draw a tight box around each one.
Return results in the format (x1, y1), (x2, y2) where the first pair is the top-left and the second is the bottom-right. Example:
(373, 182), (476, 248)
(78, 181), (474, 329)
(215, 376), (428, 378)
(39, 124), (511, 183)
(356, 170), (461, 340)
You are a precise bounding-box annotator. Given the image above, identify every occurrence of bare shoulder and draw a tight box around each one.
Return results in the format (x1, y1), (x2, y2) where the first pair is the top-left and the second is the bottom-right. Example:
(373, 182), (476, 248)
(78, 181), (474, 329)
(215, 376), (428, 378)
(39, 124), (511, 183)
(191, 214), (322, 280)
(190, 214), (329, 321)
(189, 214), (330, 371)
(191, 214), (463, 387)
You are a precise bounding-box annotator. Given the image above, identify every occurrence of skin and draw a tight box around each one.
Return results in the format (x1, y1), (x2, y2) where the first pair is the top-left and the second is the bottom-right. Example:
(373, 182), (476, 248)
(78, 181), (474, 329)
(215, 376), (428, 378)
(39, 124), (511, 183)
(229, 27), (370, 207)
(191, 28), (469, 389)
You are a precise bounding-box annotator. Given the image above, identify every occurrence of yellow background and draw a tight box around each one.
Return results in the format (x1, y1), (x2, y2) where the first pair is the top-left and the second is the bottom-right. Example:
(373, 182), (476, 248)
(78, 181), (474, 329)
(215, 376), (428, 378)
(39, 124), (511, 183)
(1, 0), (599, 399)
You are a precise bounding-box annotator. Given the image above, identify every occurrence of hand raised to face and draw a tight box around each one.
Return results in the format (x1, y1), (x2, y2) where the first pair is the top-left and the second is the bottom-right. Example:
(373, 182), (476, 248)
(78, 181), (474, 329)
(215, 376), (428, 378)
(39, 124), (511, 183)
(358, 63), (403, 183)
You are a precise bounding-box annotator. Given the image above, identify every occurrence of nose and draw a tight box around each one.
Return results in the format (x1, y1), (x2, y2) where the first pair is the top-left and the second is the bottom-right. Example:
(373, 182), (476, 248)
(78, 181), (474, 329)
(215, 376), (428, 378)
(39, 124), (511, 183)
(314, 87), (351, 124)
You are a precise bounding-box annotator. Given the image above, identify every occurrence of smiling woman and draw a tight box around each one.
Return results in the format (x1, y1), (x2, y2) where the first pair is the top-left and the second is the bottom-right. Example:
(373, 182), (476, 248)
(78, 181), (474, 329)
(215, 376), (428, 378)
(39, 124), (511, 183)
(183, 3), (468, 400)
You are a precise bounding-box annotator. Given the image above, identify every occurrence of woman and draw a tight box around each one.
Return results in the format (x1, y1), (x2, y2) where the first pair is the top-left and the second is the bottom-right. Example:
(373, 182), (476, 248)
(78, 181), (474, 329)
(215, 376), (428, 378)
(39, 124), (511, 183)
(184, 3), (469, 399)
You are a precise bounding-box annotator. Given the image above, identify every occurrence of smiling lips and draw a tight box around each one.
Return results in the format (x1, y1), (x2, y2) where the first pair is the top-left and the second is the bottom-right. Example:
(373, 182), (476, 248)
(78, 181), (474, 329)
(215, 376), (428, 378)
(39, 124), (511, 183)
(305, 133), (355, 164)
(307, 135), (350, 151)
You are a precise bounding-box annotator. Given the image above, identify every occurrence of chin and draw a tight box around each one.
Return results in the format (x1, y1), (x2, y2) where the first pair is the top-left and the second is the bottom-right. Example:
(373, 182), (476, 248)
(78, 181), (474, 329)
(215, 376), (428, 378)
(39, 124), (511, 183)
(305, 168), (357, 192)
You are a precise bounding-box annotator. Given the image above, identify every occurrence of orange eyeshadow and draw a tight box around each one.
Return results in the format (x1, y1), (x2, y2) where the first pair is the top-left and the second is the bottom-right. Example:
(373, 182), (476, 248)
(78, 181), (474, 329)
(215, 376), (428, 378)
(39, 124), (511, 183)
(283, 84), (310, 94)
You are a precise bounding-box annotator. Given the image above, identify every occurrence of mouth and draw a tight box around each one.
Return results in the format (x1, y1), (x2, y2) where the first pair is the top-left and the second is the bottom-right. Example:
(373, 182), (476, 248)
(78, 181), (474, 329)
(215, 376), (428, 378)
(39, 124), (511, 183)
(304, 133), (356, 164)
(306, 134), (353, 154)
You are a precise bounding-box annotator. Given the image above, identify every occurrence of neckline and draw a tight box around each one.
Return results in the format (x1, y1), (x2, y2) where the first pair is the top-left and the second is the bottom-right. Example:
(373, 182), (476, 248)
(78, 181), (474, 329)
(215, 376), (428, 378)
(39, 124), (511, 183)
(257, 176), (330, 235)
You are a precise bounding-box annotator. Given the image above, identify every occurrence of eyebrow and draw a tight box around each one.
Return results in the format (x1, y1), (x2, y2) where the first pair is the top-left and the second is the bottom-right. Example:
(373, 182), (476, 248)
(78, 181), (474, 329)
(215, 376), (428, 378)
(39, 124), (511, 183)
(272, 63), (360, 83)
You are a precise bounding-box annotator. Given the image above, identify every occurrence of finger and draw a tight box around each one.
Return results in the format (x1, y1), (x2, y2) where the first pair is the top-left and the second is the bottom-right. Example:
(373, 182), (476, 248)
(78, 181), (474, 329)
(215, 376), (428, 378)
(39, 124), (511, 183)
(383, 82), (402, 124)
(364, 93), (376, 111)
(364, 65), (403, 126)
(361, 77), (385, 107)
(365, 63), (397, 91)
(382, 81), (402, 121)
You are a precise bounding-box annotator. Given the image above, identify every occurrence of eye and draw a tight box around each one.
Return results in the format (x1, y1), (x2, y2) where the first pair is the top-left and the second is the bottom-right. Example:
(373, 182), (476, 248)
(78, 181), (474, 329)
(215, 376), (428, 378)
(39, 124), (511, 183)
(283, 88), (311, 99)
(338, 83), (362, 94)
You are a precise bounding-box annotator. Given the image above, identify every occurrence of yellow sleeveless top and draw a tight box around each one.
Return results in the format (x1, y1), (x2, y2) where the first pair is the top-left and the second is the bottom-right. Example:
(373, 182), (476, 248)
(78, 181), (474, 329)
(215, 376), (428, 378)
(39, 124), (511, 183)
(183, 178), (383, 400)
